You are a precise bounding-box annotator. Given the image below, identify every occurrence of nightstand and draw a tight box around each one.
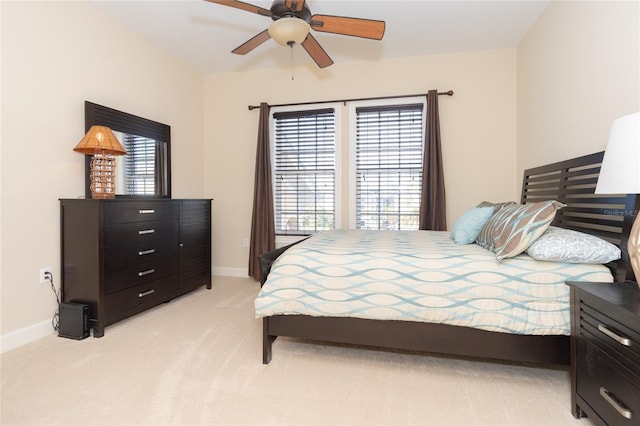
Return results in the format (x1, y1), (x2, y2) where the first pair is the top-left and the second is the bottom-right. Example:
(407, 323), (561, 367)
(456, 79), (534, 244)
(566, 281), (640, 426)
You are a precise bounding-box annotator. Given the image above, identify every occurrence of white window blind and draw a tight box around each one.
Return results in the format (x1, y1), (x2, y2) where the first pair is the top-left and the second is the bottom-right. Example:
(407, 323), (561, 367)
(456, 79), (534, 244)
(123, 134), (157, 195)
(355, 103), (424, 230)
(273, 108), (336, 235)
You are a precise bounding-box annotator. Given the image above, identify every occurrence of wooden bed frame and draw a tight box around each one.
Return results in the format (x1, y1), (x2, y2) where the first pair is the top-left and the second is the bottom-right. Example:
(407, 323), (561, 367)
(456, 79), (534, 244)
(260, 152), (639, 366)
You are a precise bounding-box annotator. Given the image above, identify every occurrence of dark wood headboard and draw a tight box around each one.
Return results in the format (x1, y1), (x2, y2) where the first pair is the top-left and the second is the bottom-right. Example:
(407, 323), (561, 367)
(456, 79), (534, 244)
(521, 151), (639, 282)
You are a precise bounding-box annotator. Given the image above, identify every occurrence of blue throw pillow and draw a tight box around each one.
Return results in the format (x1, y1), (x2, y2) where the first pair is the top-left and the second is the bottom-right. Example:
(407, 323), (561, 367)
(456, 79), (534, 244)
(451, 207), (495, 245)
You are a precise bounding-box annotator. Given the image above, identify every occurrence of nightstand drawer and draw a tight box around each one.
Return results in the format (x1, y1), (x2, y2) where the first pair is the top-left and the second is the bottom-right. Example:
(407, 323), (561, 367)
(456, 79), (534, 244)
(104, 201), (178, 224)
(577, 338), (640, 426)
(581, 303), (640, 372)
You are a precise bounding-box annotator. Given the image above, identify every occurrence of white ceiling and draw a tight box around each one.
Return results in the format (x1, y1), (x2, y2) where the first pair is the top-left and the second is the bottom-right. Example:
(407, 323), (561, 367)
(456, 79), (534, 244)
(91, 0), (549, 74)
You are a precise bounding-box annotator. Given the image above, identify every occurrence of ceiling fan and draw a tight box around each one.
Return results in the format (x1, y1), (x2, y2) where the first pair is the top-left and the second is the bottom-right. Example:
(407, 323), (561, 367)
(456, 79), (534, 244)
(206, 0), (386, 68)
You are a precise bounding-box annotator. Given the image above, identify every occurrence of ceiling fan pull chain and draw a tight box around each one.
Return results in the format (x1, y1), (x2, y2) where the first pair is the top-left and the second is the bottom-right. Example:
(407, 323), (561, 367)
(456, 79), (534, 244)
(289, 41), (295, 80)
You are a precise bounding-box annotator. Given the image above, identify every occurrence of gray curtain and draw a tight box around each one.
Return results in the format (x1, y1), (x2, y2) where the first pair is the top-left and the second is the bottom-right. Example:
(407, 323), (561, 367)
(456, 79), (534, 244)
(248, 103), (275, 281)
(419, 90), (447, 230)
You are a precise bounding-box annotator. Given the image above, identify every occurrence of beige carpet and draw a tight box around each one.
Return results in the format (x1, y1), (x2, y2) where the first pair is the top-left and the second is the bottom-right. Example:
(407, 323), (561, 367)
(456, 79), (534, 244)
(1, 276), (597, 426)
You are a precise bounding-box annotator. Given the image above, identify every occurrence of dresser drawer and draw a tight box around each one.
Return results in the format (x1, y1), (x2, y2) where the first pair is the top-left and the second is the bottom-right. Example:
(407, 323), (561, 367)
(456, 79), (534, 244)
(105, 256), (179, 294)
(581, 303), (640, 373)
(105, 220), (178, 247)
(104, 274), (176, 325)
(105, 239), (179, 269)
(577, 337), (640, 426)
(104, 201), (178, 224)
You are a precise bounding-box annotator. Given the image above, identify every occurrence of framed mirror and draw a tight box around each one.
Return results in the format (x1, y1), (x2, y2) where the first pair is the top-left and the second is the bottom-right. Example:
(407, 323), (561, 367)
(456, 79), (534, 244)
(84, 101), (171, 198)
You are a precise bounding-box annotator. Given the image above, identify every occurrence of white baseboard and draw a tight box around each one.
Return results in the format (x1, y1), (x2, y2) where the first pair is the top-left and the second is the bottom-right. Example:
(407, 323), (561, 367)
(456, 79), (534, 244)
(1, 270), (250, 353)
(212, 267), (249, 278)
(1, 320), (54, 354)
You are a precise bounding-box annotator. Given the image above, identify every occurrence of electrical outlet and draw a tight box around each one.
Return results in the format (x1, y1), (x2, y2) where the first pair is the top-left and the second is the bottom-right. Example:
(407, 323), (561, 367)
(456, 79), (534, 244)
(39, 267), (52, 284)
(242, 238), (249, 247)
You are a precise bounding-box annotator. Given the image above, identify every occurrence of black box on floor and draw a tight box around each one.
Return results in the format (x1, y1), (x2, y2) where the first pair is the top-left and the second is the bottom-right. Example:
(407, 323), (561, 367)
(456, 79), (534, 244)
(58, 302), (90, 339)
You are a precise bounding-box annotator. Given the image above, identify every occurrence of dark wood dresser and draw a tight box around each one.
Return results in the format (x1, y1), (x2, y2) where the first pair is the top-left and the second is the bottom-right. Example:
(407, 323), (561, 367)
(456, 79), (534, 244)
(60, 198), (212, 337)
(566, 281), (640, 426)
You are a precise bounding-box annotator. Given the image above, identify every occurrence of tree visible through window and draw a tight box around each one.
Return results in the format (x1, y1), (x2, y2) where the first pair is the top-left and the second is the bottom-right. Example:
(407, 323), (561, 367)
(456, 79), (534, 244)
(355, 103), (424, 230)
(272, 108), (336, 235)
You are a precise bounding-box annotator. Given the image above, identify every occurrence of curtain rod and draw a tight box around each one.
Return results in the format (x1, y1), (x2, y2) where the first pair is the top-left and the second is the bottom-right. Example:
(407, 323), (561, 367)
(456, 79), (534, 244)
(247, 90), (454, 111)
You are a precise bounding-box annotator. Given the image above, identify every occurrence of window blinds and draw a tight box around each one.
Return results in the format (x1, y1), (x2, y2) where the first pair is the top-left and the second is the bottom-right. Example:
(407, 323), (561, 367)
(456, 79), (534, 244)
(355, 103), (424, 230)
(273, 108), (336, 235)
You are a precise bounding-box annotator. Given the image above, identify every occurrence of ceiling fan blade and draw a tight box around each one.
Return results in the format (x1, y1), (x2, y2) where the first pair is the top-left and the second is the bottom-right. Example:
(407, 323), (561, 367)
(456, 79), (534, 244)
(205, 0), (271, 17)
(301, 34), (334, 68)
(232, 29), (271, 55)
(284, 0), (305, 12)
(310, 15), (385, 40)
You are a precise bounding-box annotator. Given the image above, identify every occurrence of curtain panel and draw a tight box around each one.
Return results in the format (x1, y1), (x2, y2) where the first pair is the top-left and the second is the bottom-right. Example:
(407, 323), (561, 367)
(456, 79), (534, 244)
(248, 103), (276, 281)
(419, 89), (447, 230)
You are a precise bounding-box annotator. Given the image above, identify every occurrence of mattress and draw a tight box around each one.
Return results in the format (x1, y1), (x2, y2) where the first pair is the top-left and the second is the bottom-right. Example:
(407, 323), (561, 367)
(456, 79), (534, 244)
(255, 229), (613, 335)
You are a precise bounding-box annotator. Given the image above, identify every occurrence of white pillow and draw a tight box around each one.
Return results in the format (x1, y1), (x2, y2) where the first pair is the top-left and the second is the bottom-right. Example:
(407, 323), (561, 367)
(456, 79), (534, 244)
(526, 226), (621, 264)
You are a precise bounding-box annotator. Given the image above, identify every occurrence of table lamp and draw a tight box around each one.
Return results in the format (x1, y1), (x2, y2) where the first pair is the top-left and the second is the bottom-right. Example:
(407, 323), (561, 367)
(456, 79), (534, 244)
(595, 112), (640, 285)
(73, 125), (127, 199)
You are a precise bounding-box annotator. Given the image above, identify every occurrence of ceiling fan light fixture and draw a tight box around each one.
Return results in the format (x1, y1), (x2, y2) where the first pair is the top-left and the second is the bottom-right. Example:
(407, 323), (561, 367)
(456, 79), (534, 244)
(268, 17), (310, 46)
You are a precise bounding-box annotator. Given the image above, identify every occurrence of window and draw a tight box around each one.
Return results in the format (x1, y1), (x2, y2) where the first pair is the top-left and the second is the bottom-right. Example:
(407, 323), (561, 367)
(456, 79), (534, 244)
(271, 107), (339, 236)
(269, 98), (423, 237)
(351, 101), (425, 230)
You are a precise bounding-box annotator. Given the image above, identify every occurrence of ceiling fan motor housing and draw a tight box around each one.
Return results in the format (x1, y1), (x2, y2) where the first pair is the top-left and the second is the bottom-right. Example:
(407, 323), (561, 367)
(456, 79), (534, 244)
(270, 0), (311, 21)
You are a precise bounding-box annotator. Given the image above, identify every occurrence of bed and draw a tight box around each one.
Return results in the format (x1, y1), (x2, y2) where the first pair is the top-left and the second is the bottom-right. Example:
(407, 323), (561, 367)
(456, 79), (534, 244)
(257, 152), (639, 366)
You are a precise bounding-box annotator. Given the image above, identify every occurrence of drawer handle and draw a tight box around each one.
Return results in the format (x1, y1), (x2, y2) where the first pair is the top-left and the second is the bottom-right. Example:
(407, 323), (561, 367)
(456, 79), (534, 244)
(138, 229), (155, 235)
(139, 209), (155, 214)
(598, 324), (632, 346)
(138, 289), (155, 298)
(138, 249), (155, 256)
(138, 269), (155, 277)
(600, 387), (633, 419)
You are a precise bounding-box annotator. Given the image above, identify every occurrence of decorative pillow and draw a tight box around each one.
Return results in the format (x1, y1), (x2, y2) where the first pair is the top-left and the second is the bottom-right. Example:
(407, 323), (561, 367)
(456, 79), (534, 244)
(476, 200), (565, 262)
(476, 201), (517, 213)
(526, 226), (621, 264)
(450, 207), (495, 245)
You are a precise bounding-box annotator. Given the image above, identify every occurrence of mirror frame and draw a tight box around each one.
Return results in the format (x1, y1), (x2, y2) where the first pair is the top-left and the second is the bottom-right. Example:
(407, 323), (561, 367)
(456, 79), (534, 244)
(84, 101), (171, 199)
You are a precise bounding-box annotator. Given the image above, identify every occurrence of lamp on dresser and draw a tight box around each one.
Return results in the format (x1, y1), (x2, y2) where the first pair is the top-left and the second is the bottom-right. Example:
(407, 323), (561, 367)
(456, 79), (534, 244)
(595, 112), (640, 285)
(73, 125), (127, 199)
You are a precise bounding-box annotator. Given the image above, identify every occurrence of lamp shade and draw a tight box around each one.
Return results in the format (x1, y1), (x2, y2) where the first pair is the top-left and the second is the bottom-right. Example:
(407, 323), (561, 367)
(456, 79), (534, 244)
(595, 112), (640, 194)
(73, 125), (127, 156)
(268, 17), (310, 46)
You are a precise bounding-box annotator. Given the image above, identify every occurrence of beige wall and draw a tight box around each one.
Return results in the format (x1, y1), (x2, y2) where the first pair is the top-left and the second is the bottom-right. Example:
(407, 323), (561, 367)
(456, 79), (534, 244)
(517, 0), (640, 174)
(205, 49), (519, 274)
(1, 1), (205, 348)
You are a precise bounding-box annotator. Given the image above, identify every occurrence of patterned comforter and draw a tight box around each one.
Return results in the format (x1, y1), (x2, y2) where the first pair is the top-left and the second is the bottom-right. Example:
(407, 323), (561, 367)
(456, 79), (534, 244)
(255, 229), (613, 335)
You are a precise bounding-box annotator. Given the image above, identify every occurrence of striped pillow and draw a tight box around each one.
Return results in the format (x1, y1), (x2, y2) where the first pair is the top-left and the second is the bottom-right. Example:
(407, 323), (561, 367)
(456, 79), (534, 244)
(476, 200), (565, 262)
(476, 200), (517, 213)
